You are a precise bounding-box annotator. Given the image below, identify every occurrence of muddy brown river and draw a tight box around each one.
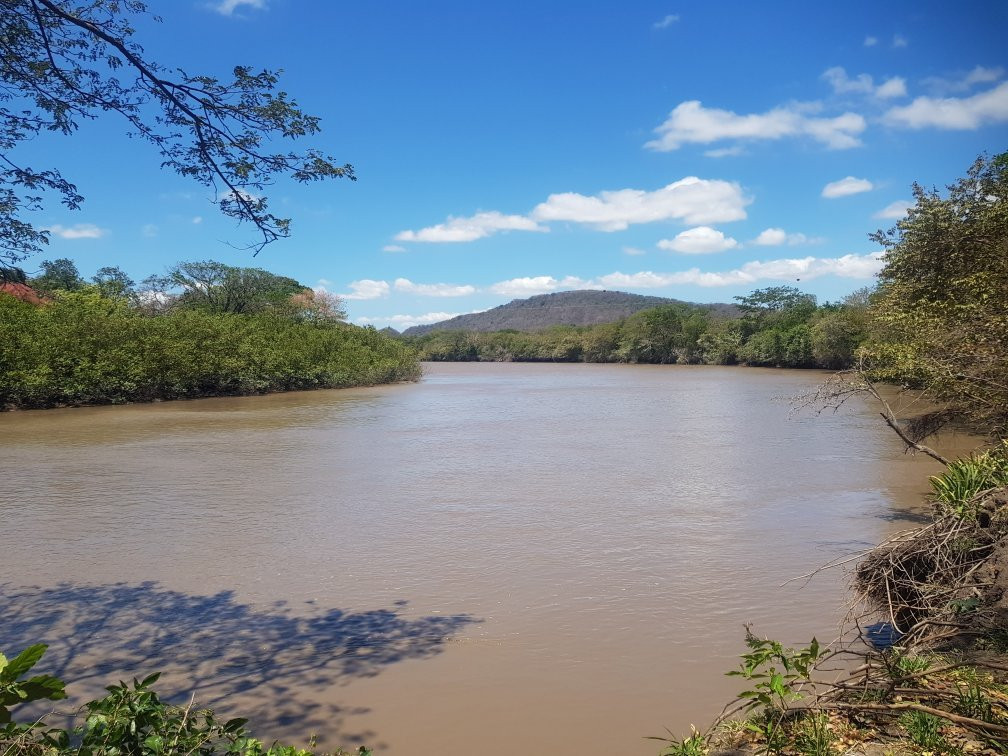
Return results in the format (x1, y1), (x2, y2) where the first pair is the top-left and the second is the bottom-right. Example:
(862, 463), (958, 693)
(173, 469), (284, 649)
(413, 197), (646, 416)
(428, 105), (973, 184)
(0, 362), (980, 754)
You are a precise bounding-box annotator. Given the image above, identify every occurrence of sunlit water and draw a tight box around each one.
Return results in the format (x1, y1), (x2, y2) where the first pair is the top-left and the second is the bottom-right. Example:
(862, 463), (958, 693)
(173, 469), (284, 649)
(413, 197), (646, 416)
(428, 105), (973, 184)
(0, 363), (979, 754)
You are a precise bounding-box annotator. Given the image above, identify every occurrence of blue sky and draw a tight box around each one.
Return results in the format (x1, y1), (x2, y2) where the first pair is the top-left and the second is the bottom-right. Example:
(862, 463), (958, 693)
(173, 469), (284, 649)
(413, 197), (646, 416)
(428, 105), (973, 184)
(19, 1), (1008, 329)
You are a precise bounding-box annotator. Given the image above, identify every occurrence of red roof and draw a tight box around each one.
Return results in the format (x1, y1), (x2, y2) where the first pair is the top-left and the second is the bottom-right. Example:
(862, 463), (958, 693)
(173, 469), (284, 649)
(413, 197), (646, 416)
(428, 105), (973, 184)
(0, 282), (48, 305)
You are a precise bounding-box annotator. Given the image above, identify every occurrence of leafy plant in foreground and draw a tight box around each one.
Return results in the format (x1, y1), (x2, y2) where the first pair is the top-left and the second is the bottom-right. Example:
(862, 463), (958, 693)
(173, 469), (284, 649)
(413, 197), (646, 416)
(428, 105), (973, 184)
(930, 442), (1008, 519)
(0, 646), (369, 756)
(899, 710), (949, 753)
(726, 632), (829, 753)
(0, 644), (66, 726)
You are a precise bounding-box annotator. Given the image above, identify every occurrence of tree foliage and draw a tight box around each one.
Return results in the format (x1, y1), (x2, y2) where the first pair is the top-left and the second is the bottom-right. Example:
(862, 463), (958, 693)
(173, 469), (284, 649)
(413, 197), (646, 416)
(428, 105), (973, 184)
(30, 256), (83, 292)
(408, 290), (867, 369)
(0, 0), (354, 268)
(861, 152), (1008, 437)
(161, 259), (307, 315)
(0, 289), (418, 409)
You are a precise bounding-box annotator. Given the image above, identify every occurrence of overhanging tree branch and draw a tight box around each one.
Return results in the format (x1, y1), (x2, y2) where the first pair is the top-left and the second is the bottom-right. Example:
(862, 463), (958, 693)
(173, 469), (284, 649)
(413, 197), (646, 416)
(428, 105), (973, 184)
(0, 0), (354, 265)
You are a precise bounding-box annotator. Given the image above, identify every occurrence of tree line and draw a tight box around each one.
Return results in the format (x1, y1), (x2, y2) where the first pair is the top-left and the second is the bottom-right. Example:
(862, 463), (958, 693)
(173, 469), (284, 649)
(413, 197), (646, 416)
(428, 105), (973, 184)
(0, 259), (420, 409)
(405, 284), (873, 370)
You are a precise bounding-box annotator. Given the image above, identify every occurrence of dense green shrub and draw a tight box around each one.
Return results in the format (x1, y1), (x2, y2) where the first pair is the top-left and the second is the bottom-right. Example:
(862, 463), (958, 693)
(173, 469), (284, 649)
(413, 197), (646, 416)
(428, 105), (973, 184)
(0, 291), (420, 409)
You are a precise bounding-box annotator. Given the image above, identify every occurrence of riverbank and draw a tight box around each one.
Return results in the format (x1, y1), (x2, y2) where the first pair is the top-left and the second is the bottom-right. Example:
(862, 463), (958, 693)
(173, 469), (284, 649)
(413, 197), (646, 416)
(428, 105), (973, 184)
(671, 477), (1008, 756)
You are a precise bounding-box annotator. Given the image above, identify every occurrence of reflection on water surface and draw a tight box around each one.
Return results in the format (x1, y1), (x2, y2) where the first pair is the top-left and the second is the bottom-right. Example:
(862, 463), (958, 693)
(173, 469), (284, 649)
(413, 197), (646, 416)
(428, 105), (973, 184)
(0, 363), (979, 755)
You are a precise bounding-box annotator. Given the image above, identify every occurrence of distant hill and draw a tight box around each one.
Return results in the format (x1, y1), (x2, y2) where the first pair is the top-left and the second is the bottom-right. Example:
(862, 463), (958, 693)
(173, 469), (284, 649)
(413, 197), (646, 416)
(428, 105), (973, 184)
(400, 290), (738, 337)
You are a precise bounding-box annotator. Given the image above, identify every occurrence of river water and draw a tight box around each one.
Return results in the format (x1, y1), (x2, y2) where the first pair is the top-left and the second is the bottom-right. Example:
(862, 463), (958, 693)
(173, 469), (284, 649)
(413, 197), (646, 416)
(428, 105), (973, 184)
(0, 362), (979, 754)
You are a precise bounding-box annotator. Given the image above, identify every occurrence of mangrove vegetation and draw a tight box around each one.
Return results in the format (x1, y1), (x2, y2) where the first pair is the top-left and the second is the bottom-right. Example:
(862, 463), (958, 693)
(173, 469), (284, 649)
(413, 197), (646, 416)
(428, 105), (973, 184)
(0, 259), (420, 409)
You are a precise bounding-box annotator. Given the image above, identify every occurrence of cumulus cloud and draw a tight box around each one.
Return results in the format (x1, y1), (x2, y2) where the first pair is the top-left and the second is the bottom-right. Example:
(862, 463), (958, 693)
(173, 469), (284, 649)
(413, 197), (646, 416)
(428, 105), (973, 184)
(645, 100), (866, 151)
(657, 226), (739, 254)
(822, 67), (906, 99)
(822, 176), (874, 198)
(653, 14), (679, 29)
(192, 216), (203, 224)
(382, 244), (407, 253)
(211, 0), (266, 16)
(356, 312), (467, 329)
(623, 246), (647, 256)
(883, 81), (1008, 130)
(395, 211), (547, 243)
(752, 228), (817, 246)
(892, 34), (908, 48)
(874, 200), (913, 219)
(393, 278), (477, 297)
(532, 177), (750, 230)
(864, 36), (878, 47)
(141, 224), (158, 238)
(875, 77), (908, 98)
(44, 223), (106, 239)
(595, 253), (884, 289)
(488, 275), (594, 297)
(341, 279), (390, 300)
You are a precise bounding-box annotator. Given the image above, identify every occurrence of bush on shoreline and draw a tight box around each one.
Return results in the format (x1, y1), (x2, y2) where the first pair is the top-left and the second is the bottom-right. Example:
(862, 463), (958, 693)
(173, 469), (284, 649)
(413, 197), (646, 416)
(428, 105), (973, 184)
(0, 291), (420, 410)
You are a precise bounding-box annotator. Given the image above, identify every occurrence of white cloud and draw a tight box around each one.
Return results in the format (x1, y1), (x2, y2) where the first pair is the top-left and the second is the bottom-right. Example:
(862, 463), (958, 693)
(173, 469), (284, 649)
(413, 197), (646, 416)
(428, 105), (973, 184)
(704, 146), (745, 158)
(864, 36), (878, 47)
(657, 226), (739, 254)
(595, 253), (884, 289)
(211, 0), (266, 16)
(883, 81), (1008, 130)
(342, 279), (390, 300)
(44, 223), (107, 239)
(317, 278), (333, 287)
(393, 278), (477, 297)
(646, 99), (866, 151)
(653, 14), (679, 29)
(395, 211), (546, 243)
(220, 188), (262, 202)
(874, 200), (913, 219)
(892, 34), (908, 48)
(875, 77), (907, 98)
(622, 246), (646, 256)
(821, 67), (906, 99)
(382, 244), (407, 253)
(488, 275), (594, 297)
(532, 177), (750, 230)
(963, 65), (1004, 87)
(923, 66), (1005, 94)
(752, 228), (816, 246)
(141, 224), (158, 238)
(822, 67), (874, 95)
(822, 176), (874, 198)
(355, 311), (466, 330)
(191, 216), (203, 224)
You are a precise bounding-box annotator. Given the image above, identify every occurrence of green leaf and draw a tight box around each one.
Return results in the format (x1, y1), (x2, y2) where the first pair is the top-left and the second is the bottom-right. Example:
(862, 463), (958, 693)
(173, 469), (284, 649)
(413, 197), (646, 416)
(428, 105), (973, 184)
(2, 645), (47, 681)
(139, 672), (161, 687)
(20, 675), (67, 702)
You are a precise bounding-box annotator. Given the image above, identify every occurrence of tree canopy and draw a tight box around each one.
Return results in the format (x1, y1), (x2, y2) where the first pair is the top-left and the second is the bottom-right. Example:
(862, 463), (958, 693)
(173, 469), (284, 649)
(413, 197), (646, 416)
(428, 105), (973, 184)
(1, 0), (354, 269)
(862, 152), (1008, 438)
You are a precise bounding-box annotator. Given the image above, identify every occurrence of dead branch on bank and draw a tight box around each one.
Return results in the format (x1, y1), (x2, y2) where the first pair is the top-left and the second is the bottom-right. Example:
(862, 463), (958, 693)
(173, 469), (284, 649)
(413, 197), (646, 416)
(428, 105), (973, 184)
(792, 365), (950, 464)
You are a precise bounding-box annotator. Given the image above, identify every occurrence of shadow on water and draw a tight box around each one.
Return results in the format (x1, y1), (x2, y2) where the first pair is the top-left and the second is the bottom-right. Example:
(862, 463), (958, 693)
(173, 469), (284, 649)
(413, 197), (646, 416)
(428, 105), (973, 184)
(1, 582), (479, 748)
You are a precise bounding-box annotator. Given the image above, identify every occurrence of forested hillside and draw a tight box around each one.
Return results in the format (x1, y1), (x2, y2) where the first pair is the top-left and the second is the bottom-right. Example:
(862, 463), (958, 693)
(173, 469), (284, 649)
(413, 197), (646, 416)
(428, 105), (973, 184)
(400, 289), (738, 336)
(405, 285), (870, 368)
